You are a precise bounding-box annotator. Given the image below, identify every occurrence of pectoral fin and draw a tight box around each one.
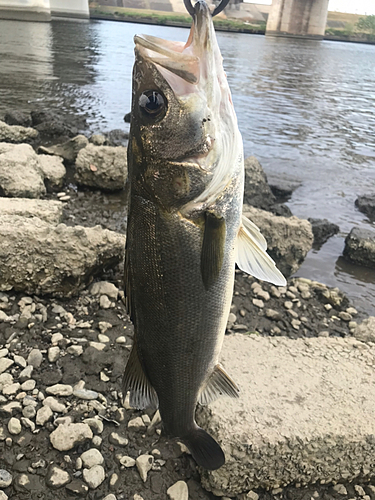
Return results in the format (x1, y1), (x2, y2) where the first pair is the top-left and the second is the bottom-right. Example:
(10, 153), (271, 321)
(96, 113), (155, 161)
(123, 343), (159, 411)
(236, 217), (287, 286)
(200, 211), (226, 290)
(199, 364), (239, 405)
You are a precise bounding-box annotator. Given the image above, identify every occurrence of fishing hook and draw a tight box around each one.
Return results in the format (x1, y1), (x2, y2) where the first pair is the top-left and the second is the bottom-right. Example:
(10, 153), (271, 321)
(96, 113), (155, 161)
(183, 0), (231, 18)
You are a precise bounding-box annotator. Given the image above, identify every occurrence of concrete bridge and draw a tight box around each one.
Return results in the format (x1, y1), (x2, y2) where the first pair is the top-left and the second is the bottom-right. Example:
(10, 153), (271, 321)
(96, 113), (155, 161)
(0, 0), (89, 21)
(266, 0), (329, 39)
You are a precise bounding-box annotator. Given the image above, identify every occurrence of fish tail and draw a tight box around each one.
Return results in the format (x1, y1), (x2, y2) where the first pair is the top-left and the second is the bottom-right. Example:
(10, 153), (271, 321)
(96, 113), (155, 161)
(183, 426), (225, 470)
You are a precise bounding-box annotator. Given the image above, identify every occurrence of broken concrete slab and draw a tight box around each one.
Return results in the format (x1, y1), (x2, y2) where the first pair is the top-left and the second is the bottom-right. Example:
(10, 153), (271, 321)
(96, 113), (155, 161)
(198, 334), (375, 497)
(0, 120), (38, 143)
(0, 198), (63, 224)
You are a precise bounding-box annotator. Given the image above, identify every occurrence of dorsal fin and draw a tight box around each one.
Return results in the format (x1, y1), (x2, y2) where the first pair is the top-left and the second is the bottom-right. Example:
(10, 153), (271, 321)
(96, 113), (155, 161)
(199, 364), (239, 405)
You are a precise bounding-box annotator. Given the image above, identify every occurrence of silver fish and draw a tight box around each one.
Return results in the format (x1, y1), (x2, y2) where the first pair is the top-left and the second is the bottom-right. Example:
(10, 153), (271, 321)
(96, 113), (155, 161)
(123, 0), (286, 470)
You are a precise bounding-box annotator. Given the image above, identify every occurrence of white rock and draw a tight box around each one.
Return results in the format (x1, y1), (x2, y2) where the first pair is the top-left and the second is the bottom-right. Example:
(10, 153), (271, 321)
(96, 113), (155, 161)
(0, 359), (13, 375)
(0, 373), (13, 390)
(45, 465), (70, 488)
(18, 365), (33, 381)
(90, 281), (118, 300)
(2, 383), (20, 396)
(100, 372), (110, 382)
(21, 379), (36, 391)
(48, 346), (60, 363)
(98, 321), (112, 334)
(66, 345), (83, 356)
(0, 491), (8, 500)
(115, 336), (126, 344)
(0, 198), (63, 225)
(128, 417), (146, 430)
(0, 350), (8, 359)
(0, 469), (12, 488)
(73, 388), (98, 400)
(43, 396), (66, 413)
(135, 455), (154, 482)
(51, 332), (64, 344)
(37, 155), (66, 190)
(167, 481), (189, 500)
(99, 295), (112, 309)
(118, 455), (135, 467)
(7, 417), (21, 435)
(82, 464), (105, 489)
(13, 355), (26, 368)
(92, 435), (102, 447)
(80, 449), (104, 468)
(89, 342), (106, 351)
(98, 334), (110, 343)
(36, 405), (53, 426)
(109, 432), (128, 447)
(103, 495), (117, 500)
(83, 417), (103, 435)
(50, 423), (93, 451)
(20, 417), (35, 432)
(27, 349), (43, 368)
(46, 384), (73, 396)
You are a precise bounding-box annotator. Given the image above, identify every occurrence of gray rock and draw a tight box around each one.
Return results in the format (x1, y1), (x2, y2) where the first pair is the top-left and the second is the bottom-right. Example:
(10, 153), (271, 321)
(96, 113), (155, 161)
(80, 449), (104, 468)
(198, 334), (375, 496)
(0, 120), (38, 143)
(136, 455), (154, 482)
(75, 144), (127, 191)
(344, 227), (375, 269)
(243, 205), (313, 277)
(38, 135), (89, 162)
(0, 470), (12, 488)
(37, 155), (66, 191)
(308, 218), (339, 248)
(7, 417), (21, 435)
(355, 194), (375, 220)
(73, 388), (98, 400)
(4, 110), (32, 128)
(50, 423), (93, 451)
(27, 349), (43, 368)
(167, 481), (189, 500)
(243, 156), (275, 210)
(0, 143), (45, 198)
(65, 479), (89, 496)
(268, 173), (301, 201)
(45, 465), (70, 488)
(0, 198), (63, 224)
(82, 464), (105, 489)
(0, 216), (125, 297)
(354, 317), (375, 343)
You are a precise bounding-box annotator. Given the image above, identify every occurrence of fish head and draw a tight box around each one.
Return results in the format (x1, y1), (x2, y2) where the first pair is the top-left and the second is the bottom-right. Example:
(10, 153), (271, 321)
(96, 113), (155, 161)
(129, 0), (243, 209)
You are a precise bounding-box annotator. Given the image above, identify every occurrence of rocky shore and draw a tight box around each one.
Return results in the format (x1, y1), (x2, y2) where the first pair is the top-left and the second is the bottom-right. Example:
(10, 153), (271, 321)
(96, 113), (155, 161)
(0, 111), (375, 500)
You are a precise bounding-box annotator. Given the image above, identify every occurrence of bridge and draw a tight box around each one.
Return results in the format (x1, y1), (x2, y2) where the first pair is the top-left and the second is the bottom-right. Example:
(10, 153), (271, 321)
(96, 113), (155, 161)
(0, 0), (89, 21)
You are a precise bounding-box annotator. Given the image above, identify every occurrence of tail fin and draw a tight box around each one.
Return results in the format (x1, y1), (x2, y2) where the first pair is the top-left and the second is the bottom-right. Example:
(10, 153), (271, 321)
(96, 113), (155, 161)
(183, 426), (225, 470)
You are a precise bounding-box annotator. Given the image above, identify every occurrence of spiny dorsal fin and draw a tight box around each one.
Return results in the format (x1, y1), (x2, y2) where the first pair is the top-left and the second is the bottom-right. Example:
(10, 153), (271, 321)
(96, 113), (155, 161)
(236, 222), (286, 287)
(242, 214), (267, 251)
(123, 343), (159, 411)
(200, 211), (226, 290)
(199, 364), (239, 406)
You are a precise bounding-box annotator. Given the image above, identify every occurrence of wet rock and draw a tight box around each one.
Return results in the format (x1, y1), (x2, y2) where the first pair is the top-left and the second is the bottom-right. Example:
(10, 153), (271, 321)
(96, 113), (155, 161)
(105, 129), (129, 147)
(198, 334), (375, 496)
(50, 423), (93, 451)
(167, 480), (189, 500)
(7, 417), (21, 435)
(0, 216), (125, 297)
(0, 198), (63, 224)
(344, 227), (375, 268)
(82, 464), (105, 489)
(354, 317), (375, 343)
(136, 455), (154, 482)
(45, 465), (71, 489)
(355, 194), (375, 220)
(75, 144), (127, 191)
(0, 143), (45, 198)
(243, 205), (314, 277)
(80, 449), (104, 468)
(27, 349), (43, 368)
(308, 218), (339, 248)
(243, 156), (275, 210)
(268, 174), (301, 201)
(65, 479), (89, 496)
(0, 120), (38, 144)
(0, 470), (12, 488)
(37, 155), (66, 191)
(38, 135), (89, 162)
(4, 110), (32, 128)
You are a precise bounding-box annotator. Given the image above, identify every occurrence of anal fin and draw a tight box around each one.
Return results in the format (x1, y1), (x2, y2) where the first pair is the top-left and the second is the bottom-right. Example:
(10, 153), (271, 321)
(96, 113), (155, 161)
(201, 211), (226, 290)
(122, 344), (159, 411)
(199, 364), (239, 406)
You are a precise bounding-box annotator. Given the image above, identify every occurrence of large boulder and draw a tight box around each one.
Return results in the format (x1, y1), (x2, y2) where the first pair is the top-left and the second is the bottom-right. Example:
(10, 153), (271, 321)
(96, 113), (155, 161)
(75, 144), (127, 190)
(243, 204), (313, 277)
(344, 227), (375, 268)
(308, 218), (339, 248)
(198, 334), (375, 497)
(0, 215), (125, 297)
(243, 156), (275, 210)
(39, 135), (89, 163)
(0, 120), (38, 143)
(267, 173), (301, 201)
(0, 198), (63, 224)
(355, 194), (375, 220)
(353, 317), (375, 343)
(0, 143), (66, 197)
(3, 110), (32, 128)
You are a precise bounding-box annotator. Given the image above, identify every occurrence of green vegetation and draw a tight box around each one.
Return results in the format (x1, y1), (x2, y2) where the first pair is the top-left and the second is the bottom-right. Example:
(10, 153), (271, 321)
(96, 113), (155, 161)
(356, 15), (375, 37)
(325, 13), (375, 41)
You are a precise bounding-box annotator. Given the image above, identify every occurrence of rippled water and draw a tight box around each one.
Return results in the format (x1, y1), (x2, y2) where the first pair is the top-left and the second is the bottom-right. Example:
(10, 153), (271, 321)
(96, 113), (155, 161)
(0, 18), (375, 313)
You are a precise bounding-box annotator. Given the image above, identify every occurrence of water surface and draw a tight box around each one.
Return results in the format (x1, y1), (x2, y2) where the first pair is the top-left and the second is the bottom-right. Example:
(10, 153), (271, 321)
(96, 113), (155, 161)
(0, 18), (374, 314)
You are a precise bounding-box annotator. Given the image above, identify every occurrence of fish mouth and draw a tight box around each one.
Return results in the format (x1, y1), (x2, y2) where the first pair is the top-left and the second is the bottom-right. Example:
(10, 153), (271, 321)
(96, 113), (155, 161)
(134, 0), (215, 91)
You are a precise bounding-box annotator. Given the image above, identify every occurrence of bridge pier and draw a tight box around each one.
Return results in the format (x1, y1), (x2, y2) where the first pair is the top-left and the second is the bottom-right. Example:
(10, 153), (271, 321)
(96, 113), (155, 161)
(0, 0), (51, 22)
(266, 0), (329, 40)
(50, 0), (89, 19)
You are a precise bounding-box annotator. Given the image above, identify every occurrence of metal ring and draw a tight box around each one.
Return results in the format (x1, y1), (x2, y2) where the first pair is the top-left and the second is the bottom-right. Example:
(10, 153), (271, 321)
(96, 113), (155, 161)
(183, 0), (230, 18)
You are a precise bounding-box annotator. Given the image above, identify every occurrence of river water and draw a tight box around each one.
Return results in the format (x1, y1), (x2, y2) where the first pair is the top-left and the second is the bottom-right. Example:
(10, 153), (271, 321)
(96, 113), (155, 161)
(0, 18), (375, 314)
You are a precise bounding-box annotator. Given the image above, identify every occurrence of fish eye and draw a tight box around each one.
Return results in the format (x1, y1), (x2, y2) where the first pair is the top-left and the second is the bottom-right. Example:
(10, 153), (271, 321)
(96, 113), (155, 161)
(139, 90), (166, 117)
